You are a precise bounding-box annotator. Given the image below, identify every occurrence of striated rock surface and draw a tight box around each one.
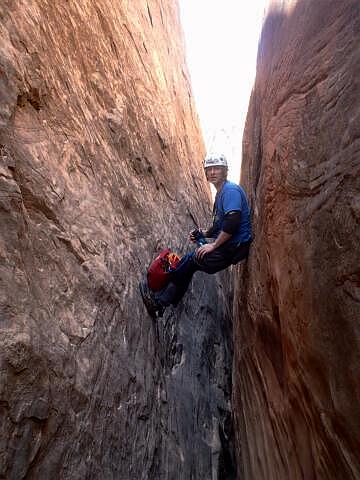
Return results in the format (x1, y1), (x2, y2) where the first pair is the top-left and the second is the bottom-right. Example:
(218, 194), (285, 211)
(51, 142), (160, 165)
(234, 1), (360, 479)
(0, 1), (235, 478)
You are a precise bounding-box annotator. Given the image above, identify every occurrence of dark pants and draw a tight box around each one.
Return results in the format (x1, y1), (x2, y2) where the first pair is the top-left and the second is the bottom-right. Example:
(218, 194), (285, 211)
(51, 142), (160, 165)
(155, 241), (251, 307)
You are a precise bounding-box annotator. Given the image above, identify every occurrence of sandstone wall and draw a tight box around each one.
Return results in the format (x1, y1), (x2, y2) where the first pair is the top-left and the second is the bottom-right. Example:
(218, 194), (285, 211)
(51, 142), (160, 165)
(234, 1), (360, 479)
(0, 2), (235, 478)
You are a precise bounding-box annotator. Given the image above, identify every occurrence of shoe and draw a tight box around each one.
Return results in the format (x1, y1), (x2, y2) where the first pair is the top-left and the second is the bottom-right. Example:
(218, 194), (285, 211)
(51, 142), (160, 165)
(139, 279), (165, 319)
(157, 304), (166, 318)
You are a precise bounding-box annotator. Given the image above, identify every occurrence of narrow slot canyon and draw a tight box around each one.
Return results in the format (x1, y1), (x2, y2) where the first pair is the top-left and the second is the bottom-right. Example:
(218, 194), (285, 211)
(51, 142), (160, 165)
(0, 1), (359, 480)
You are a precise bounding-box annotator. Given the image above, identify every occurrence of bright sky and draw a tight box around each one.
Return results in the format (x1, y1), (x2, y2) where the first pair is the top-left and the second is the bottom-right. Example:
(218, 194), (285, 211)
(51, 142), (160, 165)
(179, 1), (267, 182)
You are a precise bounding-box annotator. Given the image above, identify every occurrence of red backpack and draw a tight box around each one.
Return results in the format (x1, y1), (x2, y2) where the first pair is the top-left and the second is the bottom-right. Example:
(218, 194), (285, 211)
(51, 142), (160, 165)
(147, 248), (180, 291)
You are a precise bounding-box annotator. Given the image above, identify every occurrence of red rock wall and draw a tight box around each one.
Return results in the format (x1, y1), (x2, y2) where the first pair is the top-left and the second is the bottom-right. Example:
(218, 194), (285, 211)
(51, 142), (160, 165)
(233, 1), (360, 479)
(0, 2), (236, 478)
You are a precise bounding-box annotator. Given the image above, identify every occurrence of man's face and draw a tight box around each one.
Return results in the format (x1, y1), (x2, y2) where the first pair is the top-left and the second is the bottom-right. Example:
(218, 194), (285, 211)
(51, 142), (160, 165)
(205, 166), (227, 185)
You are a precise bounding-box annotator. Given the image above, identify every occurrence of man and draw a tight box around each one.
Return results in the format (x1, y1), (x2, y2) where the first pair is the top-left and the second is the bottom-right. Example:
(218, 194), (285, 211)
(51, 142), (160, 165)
(140, 154), (252, 318)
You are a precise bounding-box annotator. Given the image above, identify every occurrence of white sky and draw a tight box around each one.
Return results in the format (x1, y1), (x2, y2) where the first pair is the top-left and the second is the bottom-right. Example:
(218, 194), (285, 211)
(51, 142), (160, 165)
(179, 1), (267, 181)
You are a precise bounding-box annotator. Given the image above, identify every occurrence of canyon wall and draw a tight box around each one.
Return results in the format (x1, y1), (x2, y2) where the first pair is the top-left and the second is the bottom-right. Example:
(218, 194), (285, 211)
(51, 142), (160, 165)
(234, 1), (360, 479)
(0, 1), (235, 478)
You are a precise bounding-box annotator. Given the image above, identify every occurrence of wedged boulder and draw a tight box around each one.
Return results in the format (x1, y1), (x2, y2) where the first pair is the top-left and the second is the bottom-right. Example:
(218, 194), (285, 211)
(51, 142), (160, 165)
(0, 1), (235, 478)
(234, 1), (360, 479)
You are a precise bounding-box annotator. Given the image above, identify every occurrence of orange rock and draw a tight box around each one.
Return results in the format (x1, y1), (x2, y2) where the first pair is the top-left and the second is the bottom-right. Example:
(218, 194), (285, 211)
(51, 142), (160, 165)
(234, 1), (360, 479)
(0, 1), (235, 479)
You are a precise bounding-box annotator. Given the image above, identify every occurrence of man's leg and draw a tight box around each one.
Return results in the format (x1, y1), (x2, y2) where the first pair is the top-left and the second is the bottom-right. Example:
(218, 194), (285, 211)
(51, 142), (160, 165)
(155, 252), (199, 307)
(155, 247), (233, 307)
(197, 241), (251, 272)
(153, 242), (250, 311)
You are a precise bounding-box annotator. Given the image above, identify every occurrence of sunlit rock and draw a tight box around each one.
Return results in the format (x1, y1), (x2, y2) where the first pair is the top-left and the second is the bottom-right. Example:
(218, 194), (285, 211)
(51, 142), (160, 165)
(0, 1), (236, 478)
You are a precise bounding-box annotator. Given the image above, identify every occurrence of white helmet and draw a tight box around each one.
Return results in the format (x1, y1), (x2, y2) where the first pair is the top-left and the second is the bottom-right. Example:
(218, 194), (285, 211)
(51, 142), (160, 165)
(204, 154), (228, 169)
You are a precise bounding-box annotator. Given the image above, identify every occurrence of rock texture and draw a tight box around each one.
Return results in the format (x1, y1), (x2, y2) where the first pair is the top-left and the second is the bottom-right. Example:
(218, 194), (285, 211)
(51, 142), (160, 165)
(0, 1), (235, 478)
(234, 1), (360, 479)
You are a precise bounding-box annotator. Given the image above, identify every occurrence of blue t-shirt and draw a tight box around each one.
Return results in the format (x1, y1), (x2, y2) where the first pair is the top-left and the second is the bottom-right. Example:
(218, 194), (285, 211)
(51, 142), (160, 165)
(211, 181), (252, 245)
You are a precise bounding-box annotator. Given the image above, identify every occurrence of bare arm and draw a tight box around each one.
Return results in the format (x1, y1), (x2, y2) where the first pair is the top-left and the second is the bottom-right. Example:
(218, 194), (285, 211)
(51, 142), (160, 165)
(195, 210), (241, 259)
(196, 231), (232, 259)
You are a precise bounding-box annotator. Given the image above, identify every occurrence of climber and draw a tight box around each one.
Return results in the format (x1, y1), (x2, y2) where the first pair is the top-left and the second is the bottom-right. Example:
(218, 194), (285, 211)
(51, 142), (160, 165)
(139, 154), (252, 318)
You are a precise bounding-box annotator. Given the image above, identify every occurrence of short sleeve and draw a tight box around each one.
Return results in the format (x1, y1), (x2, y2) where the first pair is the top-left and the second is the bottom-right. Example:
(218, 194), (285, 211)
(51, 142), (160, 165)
(222, 187), (242, 213)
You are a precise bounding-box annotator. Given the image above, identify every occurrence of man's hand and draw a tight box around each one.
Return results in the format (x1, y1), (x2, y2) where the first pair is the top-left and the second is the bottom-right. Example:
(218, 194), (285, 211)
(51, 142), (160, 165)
(189, 228), (205, 243)
(189, 230), (197, 243)
(196, 243), (216, 260)
(196, 230), (232, 260)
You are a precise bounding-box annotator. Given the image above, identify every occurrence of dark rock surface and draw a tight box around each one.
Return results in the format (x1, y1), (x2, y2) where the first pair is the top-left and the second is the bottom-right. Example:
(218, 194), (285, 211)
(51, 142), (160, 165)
(234, 1), (360, 479)
(155, 272), (236, 480)
(0, 1), (235, 478)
